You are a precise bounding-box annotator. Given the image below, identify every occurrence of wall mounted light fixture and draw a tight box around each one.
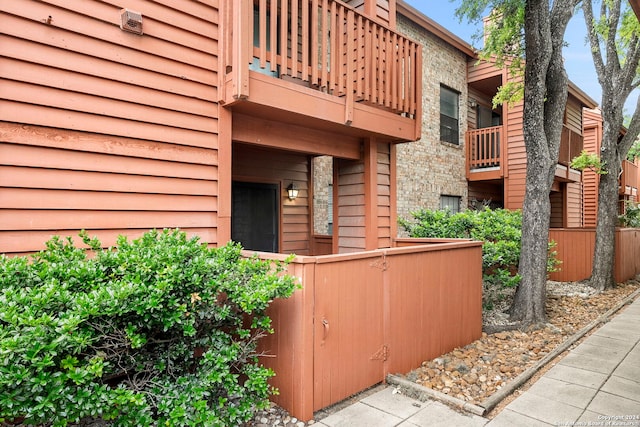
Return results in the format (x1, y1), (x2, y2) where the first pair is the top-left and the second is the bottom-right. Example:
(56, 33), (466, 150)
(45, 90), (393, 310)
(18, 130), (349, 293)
(287, 183), (299, 201)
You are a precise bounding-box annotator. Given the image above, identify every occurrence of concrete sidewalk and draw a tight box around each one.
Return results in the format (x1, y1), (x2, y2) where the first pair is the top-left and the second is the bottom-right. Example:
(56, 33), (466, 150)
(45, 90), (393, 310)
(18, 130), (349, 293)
(312, 296), (640, 427)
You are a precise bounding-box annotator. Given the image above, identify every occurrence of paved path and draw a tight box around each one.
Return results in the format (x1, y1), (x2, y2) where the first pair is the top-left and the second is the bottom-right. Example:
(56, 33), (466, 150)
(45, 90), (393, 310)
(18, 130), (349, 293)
(313, 296), (640, 426)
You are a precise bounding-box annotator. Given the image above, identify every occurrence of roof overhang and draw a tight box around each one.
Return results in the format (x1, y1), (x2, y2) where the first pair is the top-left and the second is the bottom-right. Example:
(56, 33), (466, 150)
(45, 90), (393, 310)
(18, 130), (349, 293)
(568, 80), (598, 109)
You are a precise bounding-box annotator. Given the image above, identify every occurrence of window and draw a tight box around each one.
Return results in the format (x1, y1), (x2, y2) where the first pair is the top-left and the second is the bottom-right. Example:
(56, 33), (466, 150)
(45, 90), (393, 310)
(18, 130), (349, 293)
(440, 195), (461, 213)
(440, 85), (460, 145)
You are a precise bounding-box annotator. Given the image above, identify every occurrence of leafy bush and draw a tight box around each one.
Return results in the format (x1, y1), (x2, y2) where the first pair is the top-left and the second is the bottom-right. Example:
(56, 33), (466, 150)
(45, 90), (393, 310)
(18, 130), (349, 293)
(618, 201), (640, 228)
(0, 229), (297, 426)
(399, 208), (560, 288)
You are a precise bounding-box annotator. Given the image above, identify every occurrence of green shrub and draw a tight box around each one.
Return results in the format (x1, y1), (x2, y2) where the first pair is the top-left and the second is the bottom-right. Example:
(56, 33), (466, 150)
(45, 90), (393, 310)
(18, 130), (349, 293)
(619, 201), (640, 228)
(0, 229), (297, 426)
(400, 207), (560, 288)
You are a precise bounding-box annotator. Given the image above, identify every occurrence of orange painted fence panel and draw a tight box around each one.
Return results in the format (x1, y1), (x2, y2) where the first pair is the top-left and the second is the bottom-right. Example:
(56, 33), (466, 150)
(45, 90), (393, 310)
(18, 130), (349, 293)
(254, 239), (483, 422)
(549, 228), (640, 283)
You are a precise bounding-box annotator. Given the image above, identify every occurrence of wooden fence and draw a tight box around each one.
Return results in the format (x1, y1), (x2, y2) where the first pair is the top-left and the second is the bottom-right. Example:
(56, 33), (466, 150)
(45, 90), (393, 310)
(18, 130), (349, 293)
(253, 239), (483, 421)
(549, 228), (640, 282)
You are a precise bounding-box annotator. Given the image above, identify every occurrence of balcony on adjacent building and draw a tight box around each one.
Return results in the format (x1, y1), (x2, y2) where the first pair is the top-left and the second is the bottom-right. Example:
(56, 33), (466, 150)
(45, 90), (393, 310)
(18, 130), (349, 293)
(466, 125), (503, 181)
(466, 124), (584, 182)
(556, 125), (584, 182)
(620, 159), (639, 197)
(219, 0), (422, 142)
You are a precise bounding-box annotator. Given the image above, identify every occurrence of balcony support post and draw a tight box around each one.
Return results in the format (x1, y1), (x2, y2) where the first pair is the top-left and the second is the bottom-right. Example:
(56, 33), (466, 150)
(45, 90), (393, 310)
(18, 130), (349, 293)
(232, 0), (251, 101)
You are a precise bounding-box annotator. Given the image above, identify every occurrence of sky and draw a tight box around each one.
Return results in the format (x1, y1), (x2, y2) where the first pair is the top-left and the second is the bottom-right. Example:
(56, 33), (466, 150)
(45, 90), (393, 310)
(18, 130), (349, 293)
(404, 0), (639, 115)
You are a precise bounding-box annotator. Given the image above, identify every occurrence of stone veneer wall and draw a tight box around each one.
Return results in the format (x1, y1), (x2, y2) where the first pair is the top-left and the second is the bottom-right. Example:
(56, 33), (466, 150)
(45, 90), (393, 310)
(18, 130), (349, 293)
(395, 14), (469, 235)
(313, 156), (333, 235)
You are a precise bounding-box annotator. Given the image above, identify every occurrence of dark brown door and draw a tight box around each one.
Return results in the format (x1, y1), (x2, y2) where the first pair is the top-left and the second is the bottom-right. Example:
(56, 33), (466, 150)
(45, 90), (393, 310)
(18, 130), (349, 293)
(232, 181), (279, 252)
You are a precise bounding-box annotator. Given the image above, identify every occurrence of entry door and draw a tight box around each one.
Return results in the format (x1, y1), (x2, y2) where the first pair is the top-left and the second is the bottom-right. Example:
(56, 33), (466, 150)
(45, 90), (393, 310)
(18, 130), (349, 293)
(232, 182), (279, 252)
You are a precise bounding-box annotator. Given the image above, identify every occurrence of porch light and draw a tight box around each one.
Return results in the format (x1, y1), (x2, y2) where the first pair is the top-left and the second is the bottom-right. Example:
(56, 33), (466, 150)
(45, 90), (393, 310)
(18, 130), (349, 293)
(287, 183), (299, 201)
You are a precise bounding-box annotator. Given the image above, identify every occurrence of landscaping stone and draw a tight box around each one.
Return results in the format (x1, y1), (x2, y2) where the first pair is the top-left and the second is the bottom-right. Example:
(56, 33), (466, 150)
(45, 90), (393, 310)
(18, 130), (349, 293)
(408, 279), (640, 406)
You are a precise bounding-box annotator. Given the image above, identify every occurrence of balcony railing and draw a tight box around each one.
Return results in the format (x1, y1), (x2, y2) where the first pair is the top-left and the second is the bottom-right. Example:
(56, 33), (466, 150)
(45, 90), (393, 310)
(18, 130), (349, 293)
(221, 0), (421, 119)
(620, 159), (638, 196)
(559, 125), (584, 166)
(466, 125), (503, 170)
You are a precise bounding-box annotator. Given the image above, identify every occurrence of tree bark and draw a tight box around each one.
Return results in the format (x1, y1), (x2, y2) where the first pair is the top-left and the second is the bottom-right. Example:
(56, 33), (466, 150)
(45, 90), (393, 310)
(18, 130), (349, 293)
(582, 0), (640, 291)
(509, 0), (578, 326)
(589, 120), (622, 290)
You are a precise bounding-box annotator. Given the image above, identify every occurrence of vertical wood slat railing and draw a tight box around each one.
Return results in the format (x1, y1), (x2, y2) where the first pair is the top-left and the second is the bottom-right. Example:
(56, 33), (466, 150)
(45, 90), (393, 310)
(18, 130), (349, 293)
(225, 0), (420, 118)
(466, 125), (502, 169)
(620, 159), (639, 195)
(559, 125), (584, 166)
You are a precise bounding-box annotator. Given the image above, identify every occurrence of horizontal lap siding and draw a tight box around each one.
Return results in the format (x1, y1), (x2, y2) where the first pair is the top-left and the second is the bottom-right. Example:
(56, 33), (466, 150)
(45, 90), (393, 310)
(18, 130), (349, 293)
(566, 181), (583, 227)
(505, 101), (525, 210)
(337, 160), (366, 252)
(0, 0), (220, 254)
(377, 144), (392, 248)
(583, 109), (601, 226)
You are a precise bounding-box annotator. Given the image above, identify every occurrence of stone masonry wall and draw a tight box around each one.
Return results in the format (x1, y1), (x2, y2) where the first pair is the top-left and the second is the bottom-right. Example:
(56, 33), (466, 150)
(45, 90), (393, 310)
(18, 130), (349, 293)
(395, 15), (469, 235)
(313, 156), (333, 235)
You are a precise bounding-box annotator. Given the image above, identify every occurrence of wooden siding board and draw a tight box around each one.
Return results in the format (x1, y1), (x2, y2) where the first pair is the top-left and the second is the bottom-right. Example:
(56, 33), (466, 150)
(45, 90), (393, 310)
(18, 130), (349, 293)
(49, 0), (218, 41)
(0, 101), (217, 147)
(0, 210), (217, 231)
(1, 37), (217, 101)
(1, 143), (217, 180)
(0, 124), (217, 165)
(1, 188), (217, 212)
(3, 1), (217, 58)
(1, 166), (217, 196)
(1, 13), (217, 86)
(2, 81), (217, 134)
(2, 58), (216, 119)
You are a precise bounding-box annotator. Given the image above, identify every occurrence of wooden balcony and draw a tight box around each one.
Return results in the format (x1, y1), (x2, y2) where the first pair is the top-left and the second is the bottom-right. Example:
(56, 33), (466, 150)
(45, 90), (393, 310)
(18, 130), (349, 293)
(620, 159), (638, 196)
(466, 125), (503, 181)
(219, 0), (422, 142)
(556, 125), (584, 182)
(466, 125), (584, 182)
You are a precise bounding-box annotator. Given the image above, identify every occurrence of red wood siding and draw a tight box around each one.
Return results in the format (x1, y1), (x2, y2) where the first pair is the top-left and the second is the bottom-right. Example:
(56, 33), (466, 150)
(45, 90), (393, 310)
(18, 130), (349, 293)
(582, 109), (601, 226)
(336, 158), (366, 252)
(376, 143), (392, 248)
(335, 140), (393, 253)
(566, 181), (583, 227)
(564, 95), (583, 135)
(1, 0), (220, 255)
(232, 144), (311, 255)
(504, 99), (526, 210)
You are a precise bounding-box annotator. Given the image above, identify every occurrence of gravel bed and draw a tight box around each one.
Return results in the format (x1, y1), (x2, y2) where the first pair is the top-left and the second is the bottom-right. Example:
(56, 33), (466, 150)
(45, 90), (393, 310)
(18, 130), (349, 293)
(406, 279), (640, 406)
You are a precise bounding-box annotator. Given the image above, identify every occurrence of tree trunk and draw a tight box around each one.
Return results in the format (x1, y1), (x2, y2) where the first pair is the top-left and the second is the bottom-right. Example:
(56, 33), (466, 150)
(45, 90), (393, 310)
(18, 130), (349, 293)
(510, 158), (556, 325)
(509, 0), (577, 326)
(581, 0), (640, 291)
(589, 122), (622, 291)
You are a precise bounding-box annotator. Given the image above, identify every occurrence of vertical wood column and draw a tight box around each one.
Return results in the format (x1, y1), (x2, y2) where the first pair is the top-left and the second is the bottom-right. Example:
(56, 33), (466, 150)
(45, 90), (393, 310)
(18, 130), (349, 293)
(218, 106), (233, 245)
